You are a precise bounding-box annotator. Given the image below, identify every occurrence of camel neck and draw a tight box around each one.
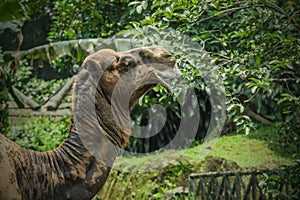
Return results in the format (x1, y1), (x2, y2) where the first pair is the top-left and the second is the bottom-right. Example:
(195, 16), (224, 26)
(13, 125), (114, 200)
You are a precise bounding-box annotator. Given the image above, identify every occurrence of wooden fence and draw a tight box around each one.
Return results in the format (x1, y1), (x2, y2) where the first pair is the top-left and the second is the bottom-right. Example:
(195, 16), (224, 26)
(8, 76), (76, 125)
(188, 169), (290, 200)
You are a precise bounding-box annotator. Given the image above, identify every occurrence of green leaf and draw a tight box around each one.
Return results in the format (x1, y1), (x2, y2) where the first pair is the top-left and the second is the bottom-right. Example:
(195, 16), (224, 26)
(256, 56), (261, 65)
(245, 127), (250, 135)
(0, 0), (27, 22)
(251, 85), (258, 94)
(142, 1), (148, 10)
(136, 5), (143, 14)
(128, 1), (141, 6)
(249, 77), (260, 84)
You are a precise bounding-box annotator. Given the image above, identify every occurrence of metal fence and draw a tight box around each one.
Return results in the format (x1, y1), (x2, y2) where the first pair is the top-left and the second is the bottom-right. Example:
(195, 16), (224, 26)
(188, 169), (290, 200)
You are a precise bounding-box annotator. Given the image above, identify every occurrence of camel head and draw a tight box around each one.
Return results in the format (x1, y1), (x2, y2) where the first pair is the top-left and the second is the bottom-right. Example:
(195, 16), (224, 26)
(74, 47), (178, 148)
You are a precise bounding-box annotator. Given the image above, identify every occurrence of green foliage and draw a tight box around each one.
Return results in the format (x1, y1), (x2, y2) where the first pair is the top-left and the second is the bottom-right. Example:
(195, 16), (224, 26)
(12, 62), (69, 104)
(127, 0), (300, 136)
(0, 0), (28, 131)
(0, 0), (52, 22)
(275, 123), (300, 158)
(5, 38), (106, 71)
(15, 77), (68, 104)
(128, 85), (182, 153)
(0, 0), (28, 22)
(165, 160), (193, 177)
(3, 38), (108, 106)
(249, 124), (300, 159)
(3, 0), (299, 159)
(5, 116), (71, 151)
(24, 0), (52, 18)
(99, 159), (195, 200)
(259, 161), (300, 199)
(48, 0), (141, 41)
(0, 84), (9, 131)
(0, 50), (9, 132)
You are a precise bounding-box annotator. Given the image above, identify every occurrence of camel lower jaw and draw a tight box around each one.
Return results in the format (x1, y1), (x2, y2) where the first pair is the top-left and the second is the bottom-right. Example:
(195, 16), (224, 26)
(154, 66), (181, 92)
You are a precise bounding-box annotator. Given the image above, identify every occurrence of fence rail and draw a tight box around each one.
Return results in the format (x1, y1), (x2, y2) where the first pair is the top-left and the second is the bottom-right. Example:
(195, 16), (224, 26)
(189, 169), (290, 200)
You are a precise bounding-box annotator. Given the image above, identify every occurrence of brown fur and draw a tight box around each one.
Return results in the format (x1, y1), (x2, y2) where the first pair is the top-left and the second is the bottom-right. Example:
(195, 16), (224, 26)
(0, 47), (176, 200)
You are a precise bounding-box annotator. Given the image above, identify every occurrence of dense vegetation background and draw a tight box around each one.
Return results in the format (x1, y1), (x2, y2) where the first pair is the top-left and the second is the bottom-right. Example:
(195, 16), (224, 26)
(0, 0), (299, 198)
(1, 0), (299, 153)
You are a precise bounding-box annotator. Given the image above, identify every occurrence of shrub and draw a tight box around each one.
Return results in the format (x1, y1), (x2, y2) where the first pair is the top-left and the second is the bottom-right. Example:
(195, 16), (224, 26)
(259, 161), (300, 199)
(5, 116), (71, 151)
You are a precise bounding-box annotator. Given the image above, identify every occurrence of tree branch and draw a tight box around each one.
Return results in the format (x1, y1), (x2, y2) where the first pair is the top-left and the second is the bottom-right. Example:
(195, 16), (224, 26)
(270, 78), (299, 82)
(258, 3), (300, 31)
(244, 105), (272, 125)
(193, 5), (249, 25)
(12, 86), (40, 110)
(193, 2), (300, 31)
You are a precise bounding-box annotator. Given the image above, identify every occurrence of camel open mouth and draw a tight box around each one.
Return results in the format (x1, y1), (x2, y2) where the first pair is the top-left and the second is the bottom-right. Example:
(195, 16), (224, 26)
(130, 84), (156, 108)
(129, 66), (181, 109)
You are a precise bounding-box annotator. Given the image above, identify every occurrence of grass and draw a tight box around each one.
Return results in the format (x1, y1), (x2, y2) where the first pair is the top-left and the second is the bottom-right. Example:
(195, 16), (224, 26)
(186, 134), (292, 168)
(114, 126), (294, 171)
(96, 126), (296, 199)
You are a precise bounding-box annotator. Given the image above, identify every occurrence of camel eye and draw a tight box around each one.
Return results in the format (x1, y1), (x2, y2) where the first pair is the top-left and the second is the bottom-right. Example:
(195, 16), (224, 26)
(117, 55), (137, 74)
(120, 56), (134, 66)
(107, 55), (137, 74)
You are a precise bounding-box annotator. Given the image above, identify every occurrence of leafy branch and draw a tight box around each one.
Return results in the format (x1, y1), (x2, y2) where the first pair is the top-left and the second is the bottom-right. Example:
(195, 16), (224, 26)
(4, 38), (115, 69)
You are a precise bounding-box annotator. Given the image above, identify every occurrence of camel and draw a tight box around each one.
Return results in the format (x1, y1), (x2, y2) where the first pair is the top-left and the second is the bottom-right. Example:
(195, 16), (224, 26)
(0, 47), (177, 200)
